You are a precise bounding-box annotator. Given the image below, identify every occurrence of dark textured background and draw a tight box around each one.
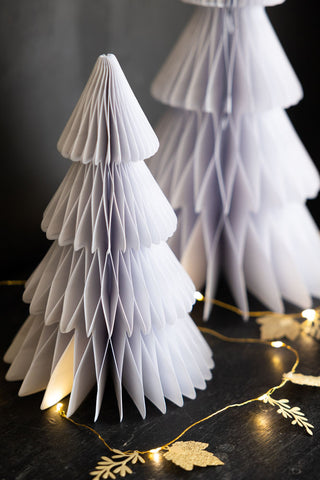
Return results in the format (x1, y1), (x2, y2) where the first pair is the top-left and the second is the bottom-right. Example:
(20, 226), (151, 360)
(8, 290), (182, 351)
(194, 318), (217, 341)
(0, 0), (319, 278)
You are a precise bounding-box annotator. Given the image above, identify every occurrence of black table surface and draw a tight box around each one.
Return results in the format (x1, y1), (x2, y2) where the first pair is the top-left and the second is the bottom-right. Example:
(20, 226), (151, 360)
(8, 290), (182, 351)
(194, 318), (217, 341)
(1, 285), (320, 480)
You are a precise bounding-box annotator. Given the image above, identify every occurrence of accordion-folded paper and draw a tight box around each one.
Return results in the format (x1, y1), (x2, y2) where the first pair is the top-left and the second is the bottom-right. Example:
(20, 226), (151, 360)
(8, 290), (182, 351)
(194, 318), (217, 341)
(149, 4), (320, 318)
(182, 0), (285, 6)
(151, 7), (302, 115)
(4, 54), (213, 420)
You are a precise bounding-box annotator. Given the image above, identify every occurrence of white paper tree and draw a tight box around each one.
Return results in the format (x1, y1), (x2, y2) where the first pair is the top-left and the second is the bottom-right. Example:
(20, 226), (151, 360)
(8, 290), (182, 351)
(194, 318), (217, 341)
(149, 0), (320, 319)
(4, 54), (213, 420)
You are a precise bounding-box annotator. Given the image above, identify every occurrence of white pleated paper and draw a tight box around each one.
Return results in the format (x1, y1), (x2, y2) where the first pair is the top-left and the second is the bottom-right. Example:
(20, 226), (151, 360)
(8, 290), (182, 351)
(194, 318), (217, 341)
(4, 54), (213, 420)
(149, 5), (320, 318)
(58, 54), (159, 165)
(182, 0), (285, 6)
(151, 7), (302, 116)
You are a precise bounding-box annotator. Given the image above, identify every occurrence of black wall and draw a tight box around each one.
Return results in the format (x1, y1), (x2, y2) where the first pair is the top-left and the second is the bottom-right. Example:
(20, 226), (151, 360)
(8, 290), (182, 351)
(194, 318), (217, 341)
(0, 0), (319, 277)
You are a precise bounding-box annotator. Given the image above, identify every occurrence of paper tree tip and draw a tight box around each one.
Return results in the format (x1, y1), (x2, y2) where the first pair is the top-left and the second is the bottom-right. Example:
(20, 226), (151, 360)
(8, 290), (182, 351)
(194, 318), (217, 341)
(97, 53), (118, 67)
(57, 53), (159, 165)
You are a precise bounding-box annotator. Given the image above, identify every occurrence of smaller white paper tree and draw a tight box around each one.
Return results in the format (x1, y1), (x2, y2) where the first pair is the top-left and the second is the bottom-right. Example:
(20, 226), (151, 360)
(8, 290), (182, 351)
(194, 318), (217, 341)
(4, 54), (213, 420)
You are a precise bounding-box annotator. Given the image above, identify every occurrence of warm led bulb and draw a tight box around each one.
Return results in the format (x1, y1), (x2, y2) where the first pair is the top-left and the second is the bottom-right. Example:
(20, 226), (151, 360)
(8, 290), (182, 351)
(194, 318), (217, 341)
(258, 394), (268, 402)
(151, 452), (161, 463)
(194, 291), (204, 301)
(271, 341), (284, 349)
(301, 309), (317, 322)
(56, 403), (63, 413)
(149, 448), (161, 463)
(150, 448), (161, 454)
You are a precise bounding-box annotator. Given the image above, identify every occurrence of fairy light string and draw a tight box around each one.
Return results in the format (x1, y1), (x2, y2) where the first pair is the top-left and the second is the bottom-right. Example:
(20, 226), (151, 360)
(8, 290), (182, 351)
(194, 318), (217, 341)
(2, 281), (317, 475)
(0, 280), (26, 286)
(56, 404), (116, 453)
(54, 296), (314, 477)
(195, 291), (320, 323)
(56, 325), (302, 450)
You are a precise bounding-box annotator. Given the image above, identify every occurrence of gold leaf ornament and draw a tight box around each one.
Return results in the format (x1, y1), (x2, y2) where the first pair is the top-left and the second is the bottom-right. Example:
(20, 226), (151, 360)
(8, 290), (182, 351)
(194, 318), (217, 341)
(163, 441), (224, 471)
(257, 315), (301, 341)
(302, 317), (320, 340)
(283, 372), (320, 387)
(90, 451), (145, 479)
(261, 395), (314, 436)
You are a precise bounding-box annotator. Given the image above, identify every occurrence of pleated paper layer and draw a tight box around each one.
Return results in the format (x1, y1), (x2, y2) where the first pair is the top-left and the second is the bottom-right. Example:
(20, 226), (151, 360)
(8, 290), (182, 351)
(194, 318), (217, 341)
(151, 7), (302, 116)
(182, 0), (285, 6)
(58, 54), (159, 165)
(41, 161), (177, 253)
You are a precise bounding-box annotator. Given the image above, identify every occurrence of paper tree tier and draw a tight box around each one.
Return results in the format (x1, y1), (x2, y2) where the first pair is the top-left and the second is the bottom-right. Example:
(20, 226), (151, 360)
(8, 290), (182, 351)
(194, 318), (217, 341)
(149, 4), (320, 319)
(4, 54), (213, 420)
(151, 7), (302, 115)
(182, 0), (285, 6)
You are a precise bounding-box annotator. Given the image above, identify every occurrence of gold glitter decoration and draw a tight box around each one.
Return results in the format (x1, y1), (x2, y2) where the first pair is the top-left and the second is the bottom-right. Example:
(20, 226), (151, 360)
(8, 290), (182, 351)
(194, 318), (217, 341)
(260, 395), (314, 436)
(90, 450), (145, 479)
(302, 317), (320, 340)
(163, 441), (224, 471)
(257, 315), (301, 341)
(283, 372), (320, 387)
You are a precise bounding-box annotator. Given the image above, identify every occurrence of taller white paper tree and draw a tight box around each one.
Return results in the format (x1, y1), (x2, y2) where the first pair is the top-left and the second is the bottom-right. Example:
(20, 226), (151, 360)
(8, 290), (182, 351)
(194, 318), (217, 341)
(4, 54), (213, 420)
(149, 0), (320, 319)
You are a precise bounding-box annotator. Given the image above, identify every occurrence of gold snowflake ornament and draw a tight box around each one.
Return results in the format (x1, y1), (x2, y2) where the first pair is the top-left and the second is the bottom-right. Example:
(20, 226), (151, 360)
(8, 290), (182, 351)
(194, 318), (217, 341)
(163, 441), (224, 471)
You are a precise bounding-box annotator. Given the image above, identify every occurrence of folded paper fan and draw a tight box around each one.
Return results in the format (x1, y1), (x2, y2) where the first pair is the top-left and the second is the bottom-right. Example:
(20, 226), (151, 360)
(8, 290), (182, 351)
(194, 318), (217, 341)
(4, 54), (213, 420)
(149, 3), (320, 318)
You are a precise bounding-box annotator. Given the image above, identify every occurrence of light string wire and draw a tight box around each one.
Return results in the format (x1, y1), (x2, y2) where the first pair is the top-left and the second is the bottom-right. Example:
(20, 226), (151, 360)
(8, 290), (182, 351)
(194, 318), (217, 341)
(206, 296), (315, 320)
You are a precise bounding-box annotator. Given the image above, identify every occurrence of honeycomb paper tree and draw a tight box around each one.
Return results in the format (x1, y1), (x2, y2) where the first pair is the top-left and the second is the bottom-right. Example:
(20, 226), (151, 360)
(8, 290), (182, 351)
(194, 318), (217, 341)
(149, 0), (320, 319)
(4, 54), (213, 420)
